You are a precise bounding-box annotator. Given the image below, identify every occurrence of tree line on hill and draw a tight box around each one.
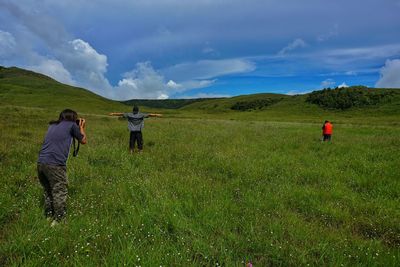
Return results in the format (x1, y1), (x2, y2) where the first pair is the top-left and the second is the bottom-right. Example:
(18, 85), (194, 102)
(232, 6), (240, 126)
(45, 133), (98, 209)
(230, 98), (283, 111)
(306, 86), (398, 110)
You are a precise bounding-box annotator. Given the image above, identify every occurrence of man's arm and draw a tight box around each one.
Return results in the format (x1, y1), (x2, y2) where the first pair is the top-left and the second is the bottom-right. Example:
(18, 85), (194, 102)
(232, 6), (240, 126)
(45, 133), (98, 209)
(148, 113), (162, 118)
(109, 112), (124, 116)
(79, 119), (87, 144)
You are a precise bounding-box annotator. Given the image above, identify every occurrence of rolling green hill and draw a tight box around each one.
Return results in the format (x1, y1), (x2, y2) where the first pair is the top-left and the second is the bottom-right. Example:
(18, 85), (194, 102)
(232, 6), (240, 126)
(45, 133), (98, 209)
(2, 66), (399, 123)
(182, 93), (289, 111)
(0, 66), (127, 115)
(182, 88), (400, 113)
(121, 84), (400, 125)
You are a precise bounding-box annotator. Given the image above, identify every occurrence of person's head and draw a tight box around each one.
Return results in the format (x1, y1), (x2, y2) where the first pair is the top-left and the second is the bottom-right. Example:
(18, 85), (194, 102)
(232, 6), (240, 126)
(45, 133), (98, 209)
(324, 120), (329, 124)
(132, 105), (139, 114)
(50, 109), (78, 124)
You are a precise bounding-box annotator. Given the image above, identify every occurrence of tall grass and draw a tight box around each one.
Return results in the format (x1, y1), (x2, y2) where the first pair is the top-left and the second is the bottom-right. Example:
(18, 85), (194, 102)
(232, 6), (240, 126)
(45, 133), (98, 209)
(0, 105), (399, 266)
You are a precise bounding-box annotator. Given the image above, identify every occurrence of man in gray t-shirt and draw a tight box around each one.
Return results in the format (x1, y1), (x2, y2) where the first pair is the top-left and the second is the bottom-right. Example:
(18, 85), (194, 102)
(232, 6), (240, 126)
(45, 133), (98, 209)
(110, 105), (161, 153)
(123, 111), (149, 132)
(38, 109), (87, 226)
(38, 121), (84, 165)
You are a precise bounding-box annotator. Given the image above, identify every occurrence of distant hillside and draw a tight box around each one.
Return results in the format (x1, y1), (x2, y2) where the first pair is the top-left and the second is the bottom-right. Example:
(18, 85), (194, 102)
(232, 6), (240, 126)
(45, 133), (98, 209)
(0, 66), (127, 114)
(1, 66), (399, 121)
(306, 86), (400, 110)
(181, 87), (400, 112)
(182, 93), (289, 111)
(123, 98), (222, 109)
(0, 66), (56, 81)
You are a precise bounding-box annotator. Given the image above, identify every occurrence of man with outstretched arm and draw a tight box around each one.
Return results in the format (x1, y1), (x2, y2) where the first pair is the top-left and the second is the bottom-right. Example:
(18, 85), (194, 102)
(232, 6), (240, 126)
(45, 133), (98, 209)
(109, 105), (161, 153)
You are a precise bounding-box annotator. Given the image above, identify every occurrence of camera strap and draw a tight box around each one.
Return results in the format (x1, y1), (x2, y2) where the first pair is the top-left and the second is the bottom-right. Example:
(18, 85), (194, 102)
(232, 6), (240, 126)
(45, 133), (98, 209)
(73, 137), (80, 157)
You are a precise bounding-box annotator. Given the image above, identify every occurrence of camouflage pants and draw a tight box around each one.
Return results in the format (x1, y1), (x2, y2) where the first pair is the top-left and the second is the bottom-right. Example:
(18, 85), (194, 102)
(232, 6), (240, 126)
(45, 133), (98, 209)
(37, 164), (68, 221)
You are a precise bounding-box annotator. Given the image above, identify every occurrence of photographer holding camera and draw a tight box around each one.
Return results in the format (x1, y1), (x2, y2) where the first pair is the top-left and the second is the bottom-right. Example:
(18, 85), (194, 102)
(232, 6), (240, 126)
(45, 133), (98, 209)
(37, 109), (87, 226)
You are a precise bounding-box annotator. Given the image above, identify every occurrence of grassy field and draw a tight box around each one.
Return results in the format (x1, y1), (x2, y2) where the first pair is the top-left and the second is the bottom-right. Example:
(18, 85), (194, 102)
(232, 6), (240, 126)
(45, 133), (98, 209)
(0, 67), (399, 266)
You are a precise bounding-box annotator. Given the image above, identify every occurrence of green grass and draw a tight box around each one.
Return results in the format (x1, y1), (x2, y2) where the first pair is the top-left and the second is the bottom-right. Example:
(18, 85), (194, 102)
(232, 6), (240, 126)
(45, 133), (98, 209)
(0, 67), (399, 266)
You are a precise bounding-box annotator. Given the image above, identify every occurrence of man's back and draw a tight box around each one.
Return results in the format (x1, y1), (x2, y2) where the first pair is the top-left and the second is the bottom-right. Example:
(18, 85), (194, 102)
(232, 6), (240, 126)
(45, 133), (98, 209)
(38, 121), (83, 165)
(323, 122), (333, 134)
(123, 112), (148, 131)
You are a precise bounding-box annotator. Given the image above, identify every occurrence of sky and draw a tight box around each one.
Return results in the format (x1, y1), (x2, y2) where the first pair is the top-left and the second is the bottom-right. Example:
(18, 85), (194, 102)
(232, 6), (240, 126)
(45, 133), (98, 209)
(0, 0), (400, 100)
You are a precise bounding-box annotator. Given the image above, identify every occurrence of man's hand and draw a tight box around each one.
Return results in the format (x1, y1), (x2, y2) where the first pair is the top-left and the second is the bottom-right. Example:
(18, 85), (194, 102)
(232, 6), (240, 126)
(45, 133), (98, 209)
(78, 118), (87, 144)
(79, 118), (86, 129)
(149, 113), (162, 117)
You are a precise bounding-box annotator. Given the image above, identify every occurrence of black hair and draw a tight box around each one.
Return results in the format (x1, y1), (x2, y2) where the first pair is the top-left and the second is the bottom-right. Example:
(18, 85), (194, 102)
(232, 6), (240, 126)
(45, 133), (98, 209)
(49, 109), (78, 124)
(132, 105), (139, 114)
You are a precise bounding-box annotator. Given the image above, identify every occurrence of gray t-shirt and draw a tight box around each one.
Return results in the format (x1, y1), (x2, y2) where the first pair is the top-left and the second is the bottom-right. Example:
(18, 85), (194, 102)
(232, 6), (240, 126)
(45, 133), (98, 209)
(123, 112), (149, 132)
(38, 121), (83, 166)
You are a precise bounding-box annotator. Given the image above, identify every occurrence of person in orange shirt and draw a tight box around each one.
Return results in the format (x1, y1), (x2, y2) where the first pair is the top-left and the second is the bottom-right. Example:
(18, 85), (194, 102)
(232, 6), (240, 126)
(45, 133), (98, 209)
(322, 120), (333, 141)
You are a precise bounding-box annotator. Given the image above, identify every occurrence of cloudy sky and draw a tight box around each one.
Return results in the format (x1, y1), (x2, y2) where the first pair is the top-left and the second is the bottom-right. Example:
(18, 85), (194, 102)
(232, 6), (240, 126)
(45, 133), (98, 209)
(1, 0), (400, 100)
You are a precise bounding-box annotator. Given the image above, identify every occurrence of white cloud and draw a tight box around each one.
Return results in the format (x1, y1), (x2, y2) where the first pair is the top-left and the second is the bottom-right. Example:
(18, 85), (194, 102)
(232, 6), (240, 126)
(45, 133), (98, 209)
(54, 39), (113, 96)
(157, 93), (169, 100)
(202, 47), (216, 54)
(375, 59), (400, 88)
(202, 42), (218, 56)
(166, 80), (182, 90)
(27, 59), (75, 85)
(115, 62), (167, 99)
(317, 24), (339, 42)
(179, 93), (230, 99)
(166, 78), (217, 92)
(327, 44), (400, 59)
(176, 79), (216, 91)
(0, 30), (77, 85)
(113, 62), (218, 100)
(345, 71), (357, 76)
(68, 39), (108, 73)
(278, 38), (307, 56)
(0, 29), (217, 100)
(338, 82), (349, 88)
(321, 78), (335, 88)
(0, 30), (17, 58)
(1, 35), (115, 98)
(286, 90), (312, 95)
(162, 58), (255, 80)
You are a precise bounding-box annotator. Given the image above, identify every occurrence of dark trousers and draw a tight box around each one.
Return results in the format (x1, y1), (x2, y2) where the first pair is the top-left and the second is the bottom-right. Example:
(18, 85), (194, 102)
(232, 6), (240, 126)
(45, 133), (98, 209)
(130, 131), (143, 150)
(323, 134), (332, 141)
(37, 164), (68, 221)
